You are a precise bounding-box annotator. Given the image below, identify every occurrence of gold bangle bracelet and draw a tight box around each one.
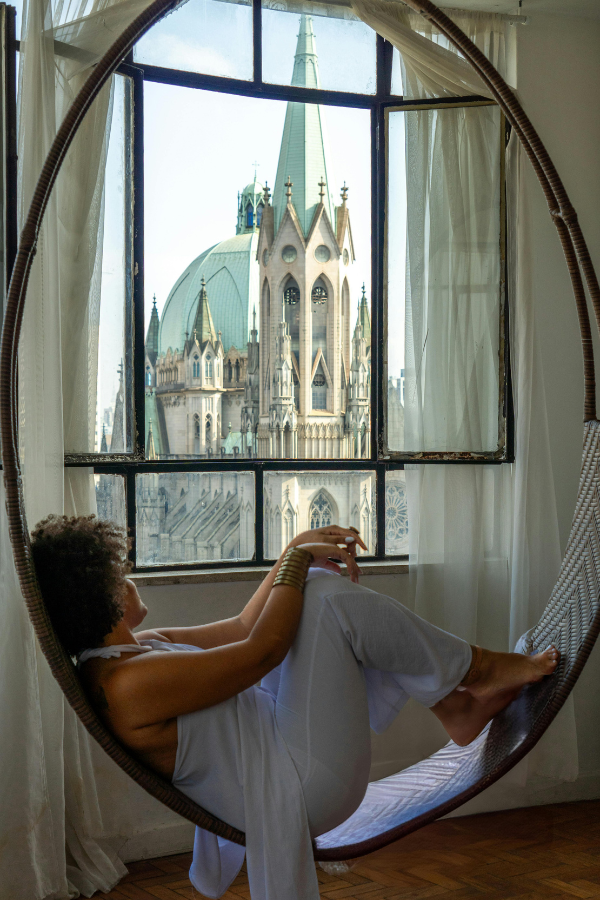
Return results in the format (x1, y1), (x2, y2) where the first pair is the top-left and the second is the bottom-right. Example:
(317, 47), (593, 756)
(273, 574), (306, 590)
(279, 562), (309, 575)
(283, 548), (313, 564)
(278, 564), (310, 577)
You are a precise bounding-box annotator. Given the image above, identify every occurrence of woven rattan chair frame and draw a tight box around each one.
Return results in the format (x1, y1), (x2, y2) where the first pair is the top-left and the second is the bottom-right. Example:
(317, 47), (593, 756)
(2, 0), (600, 864)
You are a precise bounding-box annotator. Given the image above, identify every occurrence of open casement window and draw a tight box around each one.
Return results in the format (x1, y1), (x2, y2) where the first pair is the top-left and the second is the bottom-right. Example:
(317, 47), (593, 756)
(11, 0), (512, 570)
(384, 101), (508, 461)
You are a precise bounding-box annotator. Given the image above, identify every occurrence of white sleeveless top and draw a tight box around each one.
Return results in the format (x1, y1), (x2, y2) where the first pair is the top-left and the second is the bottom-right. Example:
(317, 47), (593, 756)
(78, 639), (319, 900)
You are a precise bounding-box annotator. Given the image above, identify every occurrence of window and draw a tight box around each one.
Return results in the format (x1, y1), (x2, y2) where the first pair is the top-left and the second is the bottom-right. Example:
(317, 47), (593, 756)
(70, 0), (509, 571)
(310, 490), (334, 529)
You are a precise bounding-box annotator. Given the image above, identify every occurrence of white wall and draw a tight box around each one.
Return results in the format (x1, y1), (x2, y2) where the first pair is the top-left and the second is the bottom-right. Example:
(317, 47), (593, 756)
(122, 10), (600, 861)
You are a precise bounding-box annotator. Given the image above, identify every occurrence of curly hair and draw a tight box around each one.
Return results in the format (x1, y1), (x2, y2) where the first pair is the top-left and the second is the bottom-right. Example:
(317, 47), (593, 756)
(30, 515), (132, 657)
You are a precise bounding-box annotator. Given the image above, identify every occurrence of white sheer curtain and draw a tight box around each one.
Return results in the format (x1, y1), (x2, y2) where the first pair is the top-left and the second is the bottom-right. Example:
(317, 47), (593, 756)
(352, 0), (578, 786)
(0, 0), (169, 896)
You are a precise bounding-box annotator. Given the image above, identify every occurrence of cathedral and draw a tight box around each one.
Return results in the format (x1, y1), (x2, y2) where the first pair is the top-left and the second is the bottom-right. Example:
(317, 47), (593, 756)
(114, 14), (408, 566)
(143, 13), (371, 463)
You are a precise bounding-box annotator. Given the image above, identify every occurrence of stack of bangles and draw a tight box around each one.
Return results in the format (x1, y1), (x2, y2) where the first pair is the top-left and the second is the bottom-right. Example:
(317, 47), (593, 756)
(273, 547), (314, 592)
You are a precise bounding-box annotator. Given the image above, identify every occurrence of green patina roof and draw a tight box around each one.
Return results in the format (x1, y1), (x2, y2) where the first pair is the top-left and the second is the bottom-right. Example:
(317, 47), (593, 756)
(272, 15), (336, 237)
(158, 231), (260, 356)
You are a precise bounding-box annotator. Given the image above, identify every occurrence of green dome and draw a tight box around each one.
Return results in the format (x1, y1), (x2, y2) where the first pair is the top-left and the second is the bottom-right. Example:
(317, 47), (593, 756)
(242, 180), (264, 198)
(158, 231), (260, 355)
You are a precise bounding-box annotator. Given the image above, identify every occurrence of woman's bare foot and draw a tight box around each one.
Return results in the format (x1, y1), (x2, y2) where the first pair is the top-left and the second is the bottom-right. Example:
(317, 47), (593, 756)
(462, 645), (559, 703)
(431, 645), (559, 747)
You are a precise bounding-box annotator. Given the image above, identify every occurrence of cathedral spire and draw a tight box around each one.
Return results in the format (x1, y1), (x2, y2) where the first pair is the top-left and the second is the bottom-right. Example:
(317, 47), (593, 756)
(272, 15), (335, 236)
(354, 284), (371, 345)
(145, 294), (160, 365)
(193, 277), (218, 346)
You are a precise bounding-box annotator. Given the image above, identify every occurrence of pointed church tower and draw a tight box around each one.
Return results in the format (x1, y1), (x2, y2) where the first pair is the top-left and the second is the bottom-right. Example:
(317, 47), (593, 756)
(271, 15), (335, 236)
(346, 287), (371, 459)
(110, 361), (125, 452)
(192, 277), (218, 346)
(146, 295), (160, 365)
(257, 15), (356, 459)
(242, 306), (260, 455)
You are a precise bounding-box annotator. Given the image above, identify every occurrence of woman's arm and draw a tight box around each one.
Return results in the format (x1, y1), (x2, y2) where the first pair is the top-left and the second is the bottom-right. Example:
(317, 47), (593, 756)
(108, 541), (360, 729)
(140, 527), (366, 649)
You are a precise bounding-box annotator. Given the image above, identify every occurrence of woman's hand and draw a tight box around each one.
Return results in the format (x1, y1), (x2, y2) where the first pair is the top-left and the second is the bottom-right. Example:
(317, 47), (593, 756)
(295, 541), (362, 584)
(286, 526), (368, 560)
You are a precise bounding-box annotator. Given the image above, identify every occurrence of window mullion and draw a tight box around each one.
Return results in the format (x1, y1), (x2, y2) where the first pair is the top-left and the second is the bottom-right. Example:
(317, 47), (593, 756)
(255, 466), (264, 564)
(129, 68), (145, 458)
(253, 0), (262, 86)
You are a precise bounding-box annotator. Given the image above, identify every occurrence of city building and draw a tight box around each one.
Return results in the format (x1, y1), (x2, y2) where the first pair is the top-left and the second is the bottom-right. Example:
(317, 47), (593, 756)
(103, 14), (406, 565)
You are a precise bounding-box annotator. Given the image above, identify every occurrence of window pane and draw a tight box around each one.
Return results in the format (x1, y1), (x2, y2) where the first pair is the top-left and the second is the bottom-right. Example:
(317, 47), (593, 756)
(143, 81), (371, 462)
(135, 472), (255, 566)
(385, 470), (408, 555)
(262, 5), (376, 95)
(386, 104), (503, 455)
(96, 75), (131, 453)
(134, 0), (253, 81)
(95, 474), (127, 529)
(263, 470), (375, 559)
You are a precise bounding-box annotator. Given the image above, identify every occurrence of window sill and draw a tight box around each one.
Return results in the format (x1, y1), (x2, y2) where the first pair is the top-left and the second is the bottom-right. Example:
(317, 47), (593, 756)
(131, 560), (409, 587)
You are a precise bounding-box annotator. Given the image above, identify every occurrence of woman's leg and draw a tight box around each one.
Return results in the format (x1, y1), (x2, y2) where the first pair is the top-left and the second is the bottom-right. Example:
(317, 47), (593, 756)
(271, 574), (472, 837)
(271, 573), (559, 833)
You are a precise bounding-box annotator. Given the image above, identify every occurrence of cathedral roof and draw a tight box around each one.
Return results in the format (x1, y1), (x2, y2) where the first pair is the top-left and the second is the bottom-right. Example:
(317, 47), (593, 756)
(158, 231), (260, 356)
(272, 15), (336, 237)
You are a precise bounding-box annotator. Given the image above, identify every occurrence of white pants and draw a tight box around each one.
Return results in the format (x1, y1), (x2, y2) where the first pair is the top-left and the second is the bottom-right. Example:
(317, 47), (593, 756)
(261, 572), (472, 838)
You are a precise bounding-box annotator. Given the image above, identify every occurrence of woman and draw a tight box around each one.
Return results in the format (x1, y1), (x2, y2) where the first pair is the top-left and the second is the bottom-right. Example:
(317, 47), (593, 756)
(31, 515), (558, 900)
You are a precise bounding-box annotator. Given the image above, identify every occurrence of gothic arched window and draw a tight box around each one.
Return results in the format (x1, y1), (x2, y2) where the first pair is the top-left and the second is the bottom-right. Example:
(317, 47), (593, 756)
(205, 415), (212, 445)
(311, 277), (328, 304)
(257, 203), (264, 226)
(283, 278), (300, 358)
(205, 355), (213, 378)
(192, 355), (200, 378)
(312, 363), (327, 410)
(193, 414), (201, 454)
(235, 360), (241, 382)
(310, 491), (334, 530)
(246, 204), (253, 227)
(283, 278), (300, 306)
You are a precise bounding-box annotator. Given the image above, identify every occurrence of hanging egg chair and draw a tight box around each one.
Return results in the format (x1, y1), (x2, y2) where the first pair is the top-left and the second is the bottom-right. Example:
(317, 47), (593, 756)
(2, 0), (600, 863)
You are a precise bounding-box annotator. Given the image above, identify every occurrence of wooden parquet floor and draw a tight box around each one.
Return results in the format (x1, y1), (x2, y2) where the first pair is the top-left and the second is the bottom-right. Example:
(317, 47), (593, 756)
(96, 799), (600, 900)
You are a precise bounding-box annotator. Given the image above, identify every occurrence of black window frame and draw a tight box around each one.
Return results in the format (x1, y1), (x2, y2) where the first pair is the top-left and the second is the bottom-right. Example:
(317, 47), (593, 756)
(9, 0), (512, 572)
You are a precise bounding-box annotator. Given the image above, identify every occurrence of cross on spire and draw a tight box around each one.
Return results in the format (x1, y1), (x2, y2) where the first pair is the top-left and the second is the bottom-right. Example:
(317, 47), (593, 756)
(263, 181), (271, 205)
(341, 182), (349, 204)
(285, 176), (293, 199)
(318, 177), (326, 200)
(252, 160), (260, 180)
(152, 293), (157, 307)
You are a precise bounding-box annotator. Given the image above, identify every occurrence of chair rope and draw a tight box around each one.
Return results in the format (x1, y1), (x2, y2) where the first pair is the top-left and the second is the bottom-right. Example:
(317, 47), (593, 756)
(1, 0), (599, 862)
